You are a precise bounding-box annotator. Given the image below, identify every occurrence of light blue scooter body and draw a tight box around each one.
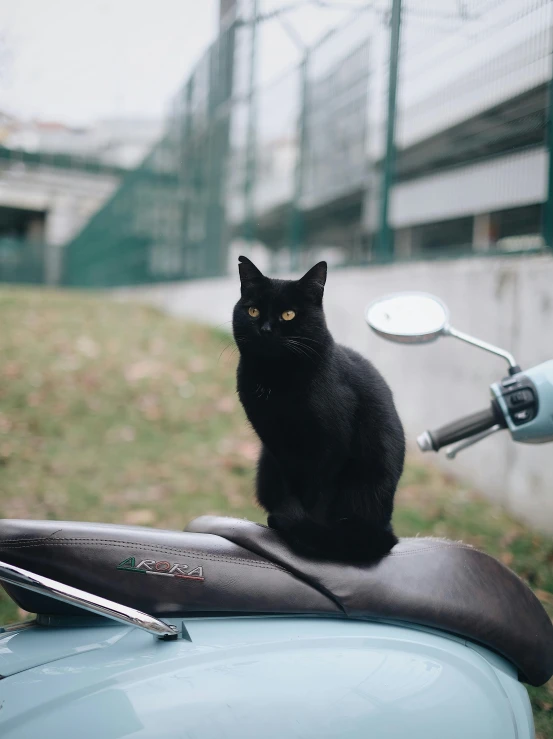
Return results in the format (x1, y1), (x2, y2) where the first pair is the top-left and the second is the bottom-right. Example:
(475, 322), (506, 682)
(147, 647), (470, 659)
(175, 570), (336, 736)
(0, 615), (533, 739)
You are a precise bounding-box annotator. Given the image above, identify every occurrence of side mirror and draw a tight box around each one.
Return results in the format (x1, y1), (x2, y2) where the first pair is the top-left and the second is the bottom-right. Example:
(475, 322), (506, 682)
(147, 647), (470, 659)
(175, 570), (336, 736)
(365, 293), (449, 345)
(365, 292), (520, 374)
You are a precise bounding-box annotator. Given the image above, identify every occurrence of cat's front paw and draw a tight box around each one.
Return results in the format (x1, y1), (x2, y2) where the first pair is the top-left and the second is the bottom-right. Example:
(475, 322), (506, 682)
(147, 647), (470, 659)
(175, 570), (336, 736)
(267, 513), (290, 532)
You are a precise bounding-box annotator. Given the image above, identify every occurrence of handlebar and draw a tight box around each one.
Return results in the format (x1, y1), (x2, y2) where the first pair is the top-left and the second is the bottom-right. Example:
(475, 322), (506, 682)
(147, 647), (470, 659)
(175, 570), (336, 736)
(418, 401), (506, 452)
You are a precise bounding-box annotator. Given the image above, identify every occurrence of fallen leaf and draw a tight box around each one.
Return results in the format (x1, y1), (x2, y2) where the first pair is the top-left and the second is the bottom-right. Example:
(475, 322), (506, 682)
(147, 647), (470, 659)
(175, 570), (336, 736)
(26, 392), (41, 407)
(178, 382), (195, 398)
(227, 490), (246, 508)
(150, 338), (166, 356)
(76, 336), (99, 358)
(236, 441), (259, 462)
(138, 394), (162, 420)
(0, 414), (12, 433)
(171, 369), (189, 385)
(188, 357), (206, 373)
(125, 359), (163, 382)
(55, 355), (81, 372)
(216, 396), (236, 413)
(4, 361), (21, 379)
(106, 426), (136, 443)
(500, 530), (520, 547)
(535, 589), (553, 605)
(124, 509), (156, 526)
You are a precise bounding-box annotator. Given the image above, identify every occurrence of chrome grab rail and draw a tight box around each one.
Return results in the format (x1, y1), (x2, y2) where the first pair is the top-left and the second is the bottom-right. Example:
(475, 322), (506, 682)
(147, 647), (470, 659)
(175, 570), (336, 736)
(0, 559), (178, 640)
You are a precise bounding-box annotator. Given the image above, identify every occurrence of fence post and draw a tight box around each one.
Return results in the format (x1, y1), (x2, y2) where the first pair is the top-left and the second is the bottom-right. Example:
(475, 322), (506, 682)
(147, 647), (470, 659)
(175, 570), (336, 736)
(290, 52), (309, 272)
(377, 0), (402, 261)
(544, 43), (553, 250)
(243, 0), (259, 246)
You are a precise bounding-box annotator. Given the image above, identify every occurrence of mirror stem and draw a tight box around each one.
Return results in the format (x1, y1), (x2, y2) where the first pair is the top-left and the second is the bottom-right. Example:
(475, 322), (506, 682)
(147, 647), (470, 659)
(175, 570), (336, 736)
(444, 327), (521, 375)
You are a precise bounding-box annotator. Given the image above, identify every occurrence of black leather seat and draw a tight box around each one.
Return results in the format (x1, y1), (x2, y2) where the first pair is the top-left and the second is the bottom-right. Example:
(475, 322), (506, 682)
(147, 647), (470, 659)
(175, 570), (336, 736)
(0, 516), (552, 687)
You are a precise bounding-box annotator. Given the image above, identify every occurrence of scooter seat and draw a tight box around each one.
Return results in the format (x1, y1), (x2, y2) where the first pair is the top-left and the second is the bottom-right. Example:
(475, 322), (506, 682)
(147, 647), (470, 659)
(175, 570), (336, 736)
(0, 516), (552, 687)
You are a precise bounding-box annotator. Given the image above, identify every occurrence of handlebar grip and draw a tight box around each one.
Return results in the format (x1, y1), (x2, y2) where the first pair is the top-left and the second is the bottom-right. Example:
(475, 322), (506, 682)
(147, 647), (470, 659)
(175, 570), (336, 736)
(421, 403), (505, 452)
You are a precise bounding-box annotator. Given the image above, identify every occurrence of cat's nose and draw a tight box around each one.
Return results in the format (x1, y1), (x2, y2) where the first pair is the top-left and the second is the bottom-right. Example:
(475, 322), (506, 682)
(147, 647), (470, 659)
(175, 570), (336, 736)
(260, 321), (272, 334)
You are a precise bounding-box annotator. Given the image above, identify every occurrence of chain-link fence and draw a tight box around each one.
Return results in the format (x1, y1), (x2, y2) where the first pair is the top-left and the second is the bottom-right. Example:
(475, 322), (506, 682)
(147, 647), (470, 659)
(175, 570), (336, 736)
(0, 143), (125, 286)
(64, 22), (235, 287)
(375, 0), (553, 261)
(0, 237), (45, 285)
(218, 4), (374, 273)
(21, 0), (551, 287)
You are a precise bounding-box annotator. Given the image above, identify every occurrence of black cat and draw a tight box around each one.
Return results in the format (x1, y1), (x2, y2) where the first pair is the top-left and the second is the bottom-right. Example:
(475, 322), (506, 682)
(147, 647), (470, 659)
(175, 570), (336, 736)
(233, 256), (405, 562)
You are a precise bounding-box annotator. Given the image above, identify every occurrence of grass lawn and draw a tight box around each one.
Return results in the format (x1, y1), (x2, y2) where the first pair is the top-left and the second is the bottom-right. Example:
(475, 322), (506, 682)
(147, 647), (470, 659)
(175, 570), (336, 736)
(0, 287), (552, 735)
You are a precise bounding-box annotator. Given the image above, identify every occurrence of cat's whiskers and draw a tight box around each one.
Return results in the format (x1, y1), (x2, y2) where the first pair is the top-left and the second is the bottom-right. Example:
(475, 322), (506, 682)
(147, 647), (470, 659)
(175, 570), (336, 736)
(214, 320), (233, 331)
(299, 343), (322, 360)
(218, 334), (249, 363)
(218, 342), (235, 363)
(285, 339), (309, 355)
(285, 342), (313, 363)
(285, 338), (322, 362)
(287, 336), (323, 346)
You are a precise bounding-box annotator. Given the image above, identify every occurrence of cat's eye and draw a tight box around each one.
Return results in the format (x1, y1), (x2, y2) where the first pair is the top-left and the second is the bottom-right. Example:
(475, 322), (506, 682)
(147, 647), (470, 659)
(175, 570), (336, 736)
(281, 310), (296, 321)
(248, 307), (260, 318)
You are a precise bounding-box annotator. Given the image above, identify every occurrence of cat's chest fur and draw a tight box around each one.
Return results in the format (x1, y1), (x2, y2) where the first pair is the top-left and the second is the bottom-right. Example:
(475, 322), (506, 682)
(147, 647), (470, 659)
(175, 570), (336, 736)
(239, 365), (316, 421)
(237, 357), (353, 455)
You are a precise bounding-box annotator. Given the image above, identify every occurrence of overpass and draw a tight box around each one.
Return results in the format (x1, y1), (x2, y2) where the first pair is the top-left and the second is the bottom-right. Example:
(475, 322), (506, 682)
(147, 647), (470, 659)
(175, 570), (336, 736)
(0, 146), (123, 284)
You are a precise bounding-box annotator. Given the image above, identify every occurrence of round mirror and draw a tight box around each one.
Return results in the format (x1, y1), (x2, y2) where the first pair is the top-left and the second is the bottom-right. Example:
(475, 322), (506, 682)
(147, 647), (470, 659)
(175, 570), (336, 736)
(365, 292), (449, 344)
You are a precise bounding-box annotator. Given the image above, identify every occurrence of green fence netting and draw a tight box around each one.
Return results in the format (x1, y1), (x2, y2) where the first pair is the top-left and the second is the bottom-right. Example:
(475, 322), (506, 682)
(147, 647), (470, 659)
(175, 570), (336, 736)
(63, 22), (235, 287)
(0, 238), (45, 285)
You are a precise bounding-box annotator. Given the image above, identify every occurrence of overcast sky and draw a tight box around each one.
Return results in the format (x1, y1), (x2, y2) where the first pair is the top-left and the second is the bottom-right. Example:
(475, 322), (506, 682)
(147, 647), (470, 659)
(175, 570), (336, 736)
(0, 0), (373, 127)
(0, 0), (218, 125)
(0, 0), (510, 128)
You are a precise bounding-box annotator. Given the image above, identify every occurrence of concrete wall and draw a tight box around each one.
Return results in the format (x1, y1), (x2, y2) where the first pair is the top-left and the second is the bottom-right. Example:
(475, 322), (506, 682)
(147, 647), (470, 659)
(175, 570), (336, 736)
(0, 164), (120, 285)
(116, 252), (553, 533)
(389, 148), (548, 229)
(0, 166), (119, 246)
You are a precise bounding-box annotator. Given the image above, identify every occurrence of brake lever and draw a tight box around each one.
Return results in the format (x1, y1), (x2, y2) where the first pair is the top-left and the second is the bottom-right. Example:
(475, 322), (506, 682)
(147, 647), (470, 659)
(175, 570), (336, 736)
(445, 424), (503, 459)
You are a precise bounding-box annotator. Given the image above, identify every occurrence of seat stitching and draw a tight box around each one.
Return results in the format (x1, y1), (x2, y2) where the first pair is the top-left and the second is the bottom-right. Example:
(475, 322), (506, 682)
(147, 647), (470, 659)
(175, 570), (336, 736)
(0, 538), (477, 559)
(0, 535), (279, 564)
(0, 540), (288, 572)
(0, 541), (284, 571)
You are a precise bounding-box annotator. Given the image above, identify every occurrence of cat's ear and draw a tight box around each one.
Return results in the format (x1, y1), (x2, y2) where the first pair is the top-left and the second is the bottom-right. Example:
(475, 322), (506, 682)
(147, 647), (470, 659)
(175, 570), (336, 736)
(299, 261), (327, 303)
(238, 255), (264, 291)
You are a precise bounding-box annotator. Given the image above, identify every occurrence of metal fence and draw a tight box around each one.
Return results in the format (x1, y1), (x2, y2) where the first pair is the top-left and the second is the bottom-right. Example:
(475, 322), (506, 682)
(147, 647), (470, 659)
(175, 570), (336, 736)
(64, 23), (235, 287)
(32, 0), (553, 286)
(378, 0), (553, 262)
(0, 141), (125, 286)
(0, 238), (45, 285)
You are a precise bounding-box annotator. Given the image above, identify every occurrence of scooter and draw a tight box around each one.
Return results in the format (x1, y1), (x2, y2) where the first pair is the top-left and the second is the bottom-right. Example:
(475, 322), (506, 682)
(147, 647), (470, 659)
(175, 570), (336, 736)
(0, 292), (551, 739)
